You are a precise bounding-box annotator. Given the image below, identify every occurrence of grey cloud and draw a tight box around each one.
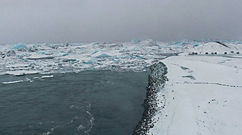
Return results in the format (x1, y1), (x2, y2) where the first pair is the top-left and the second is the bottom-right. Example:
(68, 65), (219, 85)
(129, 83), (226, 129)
(0, 0), (242, 44)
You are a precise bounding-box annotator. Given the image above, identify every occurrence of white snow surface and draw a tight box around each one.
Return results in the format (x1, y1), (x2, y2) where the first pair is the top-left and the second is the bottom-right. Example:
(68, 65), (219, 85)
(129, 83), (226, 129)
(148, 55), (242, 135)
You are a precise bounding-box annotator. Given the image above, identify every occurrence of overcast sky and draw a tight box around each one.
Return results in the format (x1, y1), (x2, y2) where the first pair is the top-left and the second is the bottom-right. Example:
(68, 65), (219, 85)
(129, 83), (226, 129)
(0, 0), (242, 44)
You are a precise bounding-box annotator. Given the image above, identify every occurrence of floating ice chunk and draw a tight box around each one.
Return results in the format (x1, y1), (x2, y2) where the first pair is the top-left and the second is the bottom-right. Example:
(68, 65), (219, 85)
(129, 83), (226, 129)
(129, 55), (135, 58)
(62, 58), (76, 62)
(86, 59), (95, 64)
(62, 53), (68, 56)
(6, 63), (29, 68)
(112, 59), (121, 63)
(6, 50), (16, 57)
(136, 55), (145, 59)
(77, 125), (86, 131)
(92, 50), (98, 54)
(5, 71), (39, 76)
(25, 78), (33, 82)
(112, 55), (118, 59)
(26, 54), (55, 60)
(2, 80), (24, 84)
(96, 53), (111, 58)
(27, 45), (39, 52)
(45, 52), (53, 55)
(41, 75), (54, 79)
(193, 44), (199, 47)
(12, 43), (27, 50)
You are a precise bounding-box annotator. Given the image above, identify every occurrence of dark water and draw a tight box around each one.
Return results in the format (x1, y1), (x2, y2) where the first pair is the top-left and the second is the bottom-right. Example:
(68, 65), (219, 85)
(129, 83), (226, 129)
(0, 71), (149, 135)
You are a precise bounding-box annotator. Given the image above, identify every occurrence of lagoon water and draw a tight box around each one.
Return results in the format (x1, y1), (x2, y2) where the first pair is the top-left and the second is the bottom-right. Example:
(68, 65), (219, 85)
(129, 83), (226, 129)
(0, 71), (149, 135)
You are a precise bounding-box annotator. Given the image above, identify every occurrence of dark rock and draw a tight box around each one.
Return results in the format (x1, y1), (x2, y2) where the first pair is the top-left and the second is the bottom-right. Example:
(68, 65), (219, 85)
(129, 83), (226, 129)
(133, 62), (167, 135)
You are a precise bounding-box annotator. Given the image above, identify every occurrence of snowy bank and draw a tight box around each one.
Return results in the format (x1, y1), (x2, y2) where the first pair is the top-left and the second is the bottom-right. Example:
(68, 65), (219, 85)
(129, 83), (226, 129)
(148, 55), (242, 135)
(133, 62), (167, 135)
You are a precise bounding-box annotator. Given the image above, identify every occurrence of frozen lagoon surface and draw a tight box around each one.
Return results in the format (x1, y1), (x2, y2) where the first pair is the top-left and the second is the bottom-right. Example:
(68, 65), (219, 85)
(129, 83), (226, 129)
(1, 40), (242, 135)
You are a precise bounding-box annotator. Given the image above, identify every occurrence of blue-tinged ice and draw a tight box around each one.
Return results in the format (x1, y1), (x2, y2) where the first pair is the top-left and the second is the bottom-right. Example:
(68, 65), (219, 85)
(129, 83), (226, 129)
(86, 61), (93, 64)
(129, 55), (135, 58)
(12, 43), (27, 50)
(112, 55), (118, 59)
(96, 53), (111, 58)
(136, 55), (144, 59)
(193, 44), (199, 47)
(62, 53), (68, 56)
(112, 59), (121, 63)
(85, 58), (96, 64)
(92, 50), (98, 54)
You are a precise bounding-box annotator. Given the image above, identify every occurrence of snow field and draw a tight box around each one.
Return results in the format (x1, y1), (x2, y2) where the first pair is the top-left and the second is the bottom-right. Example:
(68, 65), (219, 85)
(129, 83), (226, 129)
(149, 55), (242, 135)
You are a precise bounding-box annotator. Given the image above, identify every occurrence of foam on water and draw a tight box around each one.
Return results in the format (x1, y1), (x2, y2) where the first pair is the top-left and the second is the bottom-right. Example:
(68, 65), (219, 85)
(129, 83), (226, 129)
(1, 75), (53, 85)
(41, 75), (54, 79)
(2, 80), (24, 84)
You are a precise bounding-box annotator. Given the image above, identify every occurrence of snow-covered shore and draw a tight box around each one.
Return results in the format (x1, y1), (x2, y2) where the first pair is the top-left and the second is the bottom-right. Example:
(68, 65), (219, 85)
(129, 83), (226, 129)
(133, 62), (168, 135)
(149, 55), (242, 135)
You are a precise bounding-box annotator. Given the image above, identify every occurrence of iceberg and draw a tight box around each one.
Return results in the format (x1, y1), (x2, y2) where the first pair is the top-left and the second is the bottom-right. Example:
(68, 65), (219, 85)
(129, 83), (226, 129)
(12, 43), (27, 50)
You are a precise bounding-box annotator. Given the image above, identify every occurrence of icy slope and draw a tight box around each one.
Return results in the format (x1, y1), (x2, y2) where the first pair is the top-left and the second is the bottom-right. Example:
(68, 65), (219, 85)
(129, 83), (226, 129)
(189, 42), (242, 54)
(149, 55), (242, 135)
